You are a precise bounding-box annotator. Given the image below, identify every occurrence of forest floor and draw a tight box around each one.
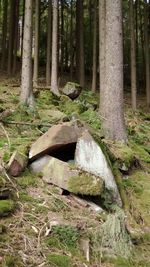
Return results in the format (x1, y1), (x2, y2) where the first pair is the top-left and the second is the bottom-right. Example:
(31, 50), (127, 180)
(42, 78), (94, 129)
(0, 73), (150, 267)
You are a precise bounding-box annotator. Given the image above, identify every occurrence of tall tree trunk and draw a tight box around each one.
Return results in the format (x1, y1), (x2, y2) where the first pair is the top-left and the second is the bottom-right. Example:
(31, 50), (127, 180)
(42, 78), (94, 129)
(46, 0), (52, 86)
(92, 0), (97, 92)
(21, 0), (25, 58)
(70, 0), (74, 80)
(20, 0), (34, 107)
(130, 0), (137, 109)
(99, 0), (126, 141)
(33, 0), (40, 86)
(60, 0), (64, 75)
(76, 0), (84, 87)
(7, 0), (15, 75)
(144, 0), (150, 107)
(1, 0), (8, 69)
(51, 0), (59, 95)
(12, 0), (19, 74)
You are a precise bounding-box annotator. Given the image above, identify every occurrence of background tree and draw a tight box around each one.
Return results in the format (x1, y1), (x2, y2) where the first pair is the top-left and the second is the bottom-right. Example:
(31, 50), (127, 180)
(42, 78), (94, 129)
(33, 0), (40, 87)
(20, 0), (34, 106)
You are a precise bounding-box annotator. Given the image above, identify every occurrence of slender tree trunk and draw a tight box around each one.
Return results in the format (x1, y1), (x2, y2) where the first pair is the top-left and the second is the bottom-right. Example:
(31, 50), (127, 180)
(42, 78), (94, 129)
(92, 0), (97, 92)
(1, 0), (8, 69)
(46, 0), (52, 86)
(99, 0), (126, 141)
(60, 0), (64, 75)
(21, 0), (25, 58)
(33, 0), (40, 86)
(76, 0), (84, 87)
(51, 0), (59, 95)
(7, 0), (15, 75)
(144, 0), (150, 107)
(12, 0), (19, 74)
(70, 0), (74, 80)
(130, 0), (137, 109)
(20, 0), (34, 107)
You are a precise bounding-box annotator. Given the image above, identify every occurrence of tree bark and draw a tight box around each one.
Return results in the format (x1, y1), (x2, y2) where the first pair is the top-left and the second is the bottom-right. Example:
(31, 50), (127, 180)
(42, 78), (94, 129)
(51, 0), (59, 95)
(20, 0), (34, 107)
(1, 0), (8, 69)
(99, 0), (126, 142)
(70, 0), (74, 80)
(76, 0), (85, 87)
(7, 0), (15, 75)
(12, 0), (19, 74)
(130, 0), (137, 109)
(92, 0), (97, 92)
(33, 0), (40, 87)
(144, 0), (150, 107)
(46, 0), (52, 86)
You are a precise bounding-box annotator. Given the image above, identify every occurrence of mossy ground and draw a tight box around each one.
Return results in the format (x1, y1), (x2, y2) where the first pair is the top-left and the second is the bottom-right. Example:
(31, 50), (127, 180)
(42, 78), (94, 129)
(0, 75), (150, 266)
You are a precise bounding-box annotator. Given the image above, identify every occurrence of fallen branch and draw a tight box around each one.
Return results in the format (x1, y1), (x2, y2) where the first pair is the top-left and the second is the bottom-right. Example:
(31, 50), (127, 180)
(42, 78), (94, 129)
(1, 120), (52, 128)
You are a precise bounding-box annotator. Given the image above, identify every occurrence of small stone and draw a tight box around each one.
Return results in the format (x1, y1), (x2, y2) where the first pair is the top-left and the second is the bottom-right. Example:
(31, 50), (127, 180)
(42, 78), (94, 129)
(61, 82), (82, 100)
(7, 150), (27, 177)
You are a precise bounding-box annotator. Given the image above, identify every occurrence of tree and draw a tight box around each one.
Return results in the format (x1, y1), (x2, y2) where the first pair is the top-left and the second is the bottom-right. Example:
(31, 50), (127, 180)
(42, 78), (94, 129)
(76, 0), (84, 87)
(46, 0), (52, 86)
(51, 0), (59, 95)
(1, 0), (8, 69)
(129, 0), (137, 109)
(33, 0), (40, 87)
(20, 0), (34, 107)
(92, 0), (98, 92)
(144, 0), (150, 107)
(99, 0), (126, 141)
(12, 0), (19, 74)
(7, 0), (15, 75)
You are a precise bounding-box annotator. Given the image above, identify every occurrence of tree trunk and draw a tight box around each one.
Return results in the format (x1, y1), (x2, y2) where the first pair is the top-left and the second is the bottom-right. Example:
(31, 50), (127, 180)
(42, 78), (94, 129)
(1, 0), (8, 69)
(46, 0), (52, 86)
(144, 0), (150, 107)
(20, 0), (34, 107)
(21, 0), (25, 58)
(99, 0), (126, 142)
(130, 0), (137, 109)
(12, 0), (19, 75)
(51, 0), (59, 95)
(33, 0), (40, 86)
(92, 0), (97, 92)
(76, 0), (84, 87)
(60, 0), (64, 75)
(70, 0), (74, 80)
(7, 0), (15, 75)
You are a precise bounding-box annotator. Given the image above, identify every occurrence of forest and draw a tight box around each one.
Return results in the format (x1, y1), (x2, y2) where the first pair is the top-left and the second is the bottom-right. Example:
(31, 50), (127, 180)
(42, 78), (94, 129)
(0, 0), (150, 266)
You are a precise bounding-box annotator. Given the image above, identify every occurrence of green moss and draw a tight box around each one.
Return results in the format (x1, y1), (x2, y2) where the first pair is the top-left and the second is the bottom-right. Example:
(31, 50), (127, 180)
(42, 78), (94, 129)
(47, 254), (72, 267)
(59, 95), (85, 115)
(129, 141), (150, 163)
(51, 225), (79, 248)
(0, 200), (15, 217)
(17, 170), (39, 188)
(80, 109), (101, 130)
(68, 173), (104, 196)
(2, 255), (23, 267)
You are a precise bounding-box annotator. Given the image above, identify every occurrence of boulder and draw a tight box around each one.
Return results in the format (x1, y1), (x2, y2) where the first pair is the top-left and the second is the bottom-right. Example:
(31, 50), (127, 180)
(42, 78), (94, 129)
(43, 156), (104, 196)
(29, 122), (82, 161)
(75, 130), (122, 205)
(61, 82), (82, 100)
(29, 155), (51, 173)
(7, 150), (27, 177)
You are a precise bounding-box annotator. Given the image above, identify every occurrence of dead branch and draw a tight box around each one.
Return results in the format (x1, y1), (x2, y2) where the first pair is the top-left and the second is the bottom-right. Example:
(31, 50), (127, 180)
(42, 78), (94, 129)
(1, 120), (52, 128)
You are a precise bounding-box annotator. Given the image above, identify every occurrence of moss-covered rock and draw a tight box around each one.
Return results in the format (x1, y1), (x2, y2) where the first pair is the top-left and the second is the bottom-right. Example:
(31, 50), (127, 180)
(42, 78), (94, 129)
(68, 173), (104, 196)
(0, 200), (15, 217)
(59, 95), (85, 115)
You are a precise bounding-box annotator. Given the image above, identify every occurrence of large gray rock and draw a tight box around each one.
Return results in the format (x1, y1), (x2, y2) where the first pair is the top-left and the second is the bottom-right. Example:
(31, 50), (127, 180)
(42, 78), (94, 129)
(75, 130), (122, 205)
(43, 156), (104, 196)
(61, 82), (82, 99)
(29, 155), (51, 173)
(29, 122), (82, 160)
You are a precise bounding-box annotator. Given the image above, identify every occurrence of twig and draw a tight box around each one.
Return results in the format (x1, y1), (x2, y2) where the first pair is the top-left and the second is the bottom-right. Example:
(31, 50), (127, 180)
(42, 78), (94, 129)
(0, 122), (11, 152)
(1, 120), (52, 128)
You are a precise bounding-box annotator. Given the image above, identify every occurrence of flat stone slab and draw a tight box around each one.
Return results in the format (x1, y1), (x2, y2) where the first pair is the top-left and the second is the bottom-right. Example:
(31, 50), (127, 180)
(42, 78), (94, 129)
(29, 122), (82, 160)
(43, 156), (104, 196)
(75, 130), (121, 205)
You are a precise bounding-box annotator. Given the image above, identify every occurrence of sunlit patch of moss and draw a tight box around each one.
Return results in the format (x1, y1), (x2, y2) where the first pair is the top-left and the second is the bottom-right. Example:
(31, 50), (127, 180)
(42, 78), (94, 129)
(17, 170), (39, 189)
(47, 254), (73, 267)
(0, 200), (15, 217)
(68, 173), (104, 196)
(129, 141), (150, 163)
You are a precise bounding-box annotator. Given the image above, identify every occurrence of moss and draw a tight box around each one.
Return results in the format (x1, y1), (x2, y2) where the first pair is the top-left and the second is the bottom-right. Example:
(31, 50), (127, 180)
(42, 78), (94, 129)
(59, 95), (85, 115)
(80, 109), (101, 130)
(17, 170), (39, 188)
(0, 200), (15, 217)
(2, 255), (23, 267)
(51, 225), (79, 248)
(129, 141), (150, 163)
(68, 173), (104, 196)
(47, 254), (72, 267)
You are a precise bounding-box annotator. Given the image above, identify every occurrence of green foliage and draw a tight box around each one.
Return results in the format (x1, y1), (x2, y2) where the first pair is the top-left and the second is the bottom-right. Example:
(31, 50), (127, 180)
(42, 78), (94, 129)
(2, 255), (23, 267)
(59, 95), (85, 115)
(17, 170), (39, 189)
(80, 109), (101, 130)
(0, 200), (15, 217)
(51, 225), (79, 248)
(47, 254), (72, 267)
